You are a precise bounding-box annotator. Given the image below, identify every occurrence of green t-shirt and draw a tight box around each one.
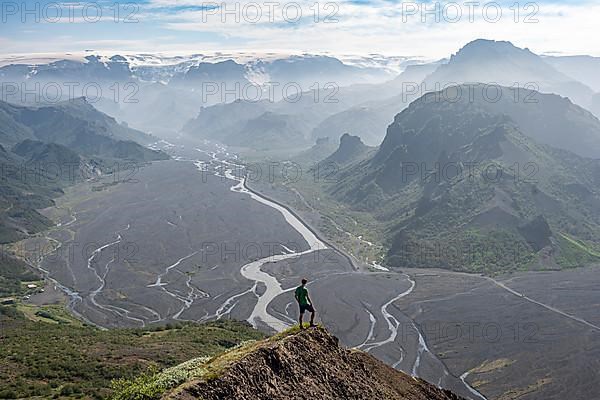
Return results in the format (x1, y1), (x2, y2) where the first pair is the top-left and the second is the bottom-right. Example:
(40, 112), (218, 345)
(295, 286), (309, 305)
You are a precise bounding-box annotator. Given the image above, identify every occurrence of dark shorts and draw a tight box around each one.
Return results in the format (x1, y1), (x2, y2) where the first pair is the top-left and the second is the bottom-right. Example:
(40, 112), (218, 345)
(299, 303), (314, 314)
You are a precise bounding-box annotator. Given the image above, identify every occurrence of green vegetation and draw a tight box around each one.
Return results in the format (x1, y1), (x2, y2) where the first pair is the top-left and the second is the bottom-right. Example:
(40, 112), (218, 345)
(111, 324), (315, 400)
(0, 305), (265, 399)
(17, 303), (84, 326)
(555, 233), (600, 268)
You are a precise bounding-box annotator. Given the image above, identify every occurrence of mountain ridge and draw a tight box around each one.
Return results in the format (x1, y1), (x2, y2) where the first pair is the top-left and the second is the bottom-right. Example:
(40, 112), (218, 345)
(324, 133), (374, 165)
(136, 326), (465, 400)
(423, 39), (595, 110)
(0, 98), (167, 161)
(328, 86), (600, 273)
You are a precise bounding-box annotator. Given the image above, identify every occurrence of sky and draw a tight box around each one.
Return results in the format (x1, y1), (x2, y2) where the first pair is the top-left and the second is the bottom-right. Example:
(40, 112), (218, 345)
(1, 0), (599, 59)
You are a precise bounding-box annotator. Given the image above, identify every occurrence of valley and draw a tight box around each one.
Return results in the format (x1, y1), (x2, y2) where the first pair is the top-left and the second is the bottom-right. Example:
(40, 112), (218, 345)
(12, 139), (600, 400)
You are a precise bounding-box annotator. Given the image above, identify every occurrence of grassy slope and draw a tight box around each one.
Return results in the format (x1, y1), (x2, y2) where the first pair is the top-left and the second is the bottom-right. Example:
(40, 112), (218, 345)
(0, 306), (265, 400)
(111, 325), (308, 400)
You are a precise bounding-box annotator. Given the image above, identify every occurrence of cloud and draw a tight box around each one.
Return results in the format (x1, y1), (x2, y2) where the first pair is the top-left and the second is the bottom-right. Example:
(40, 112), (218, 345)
(141, 0), (600, 58)
(1, 0), (599, 58)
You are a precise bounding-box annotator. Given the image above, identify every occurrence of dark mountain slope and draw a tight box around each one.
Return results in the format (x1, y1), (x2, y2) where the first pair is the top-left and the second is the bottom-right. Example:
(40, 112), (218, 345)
(166, 327), (463, 400)
(0, 101), (35, 144)
(0, 146), (56, 243)
(0, 98), (167, 161)
(13, 139), (81, 167)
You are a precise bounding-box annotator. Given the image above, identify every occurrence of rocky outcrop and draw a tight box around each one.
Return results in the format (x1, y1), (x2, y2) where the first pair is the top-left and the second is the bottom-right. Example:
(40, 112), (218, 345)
(167, 327), (464, 400)
(324, 133), (372, 165)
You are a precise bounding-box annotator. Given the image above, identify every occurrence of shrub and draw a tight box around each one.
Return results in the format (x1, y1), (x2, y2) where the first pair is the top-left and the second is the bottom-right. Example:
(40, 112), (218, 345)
(0, 390), (17, 399)
(110, 368), (166, 400)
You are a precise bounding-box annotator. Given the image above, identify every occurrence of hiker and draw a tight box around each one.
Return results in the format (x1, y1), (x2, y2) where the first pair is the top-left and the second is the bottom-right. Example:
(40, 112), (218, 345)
(295, 278), (315, 329)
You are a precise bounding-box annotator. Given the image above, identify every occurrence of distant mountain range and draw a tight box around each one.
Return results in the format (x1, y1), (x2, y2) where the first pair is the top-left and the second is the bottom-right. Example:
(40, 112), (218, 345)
(181, 94), (357, 151)
(0, 53), (393, 138)
(179, 40), (600, 150)
(326, 85), (600, 273)
(311, 40), (600, 147)
(0, 53), (395, 86)
(4, 41), (599, 146)
(424, 39), (595, 110)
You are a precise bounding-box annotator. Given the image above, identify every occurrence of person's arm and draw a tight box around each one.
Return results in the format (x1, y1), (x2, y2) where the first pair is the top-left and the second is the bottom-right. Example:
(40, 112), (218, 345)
(294, 289), (299, 303)
(306, 291), (313, 306)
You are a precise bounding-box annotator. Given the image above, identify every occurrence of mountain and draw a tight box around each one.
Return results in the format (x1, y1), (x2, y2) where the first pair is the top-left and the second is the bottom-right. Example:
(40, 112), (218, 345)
(169, 60), (251, 90)
(86, 80), (207, 138)
(0, 53), (390, 89)
(0, 55), (133, 82)
(257, 55), (391, 87)
(0, 145), (57, 243)
(592, 93), (600, 119)
(544, 55), (600, 92)
(117, 327), (463, 400)
(311, 64), (600, 152)
(183, 42), (599, 150)
(182, 100), (269, 141)
(387, 62), (442, 91)
(182, 100), (327, 150)
(0, 98), (168, 243)
(374, 85), (600, 159)
(176, 59), (439, 148)
(310, 94), (410, 146)
(309, 63), (443, 146)
(229, 112), (313, 150)
(329, 87), (600, 273)
(0, 98), (167, 161)
(292, 137), (338, 164)
(0, 53), (395, 141)
(324, 133), (374, 165)
(12, 139), (82, 169)
(423, 39), (595, 109)
(471, 87), (600, 158)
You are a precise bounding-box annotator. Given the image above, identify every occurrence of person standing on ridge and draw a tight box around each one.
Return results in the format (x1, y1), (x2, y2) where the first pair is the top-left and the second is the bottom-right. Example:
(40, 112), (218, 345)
(295, 278), (315, 329)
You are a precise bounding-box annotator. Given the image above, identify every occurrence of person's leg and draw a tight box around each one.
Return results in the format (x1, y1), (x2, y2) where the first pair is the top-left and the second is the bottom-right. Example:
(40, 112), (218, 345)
(309, 310), (315, 326)
(299, 311), (305, 329)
